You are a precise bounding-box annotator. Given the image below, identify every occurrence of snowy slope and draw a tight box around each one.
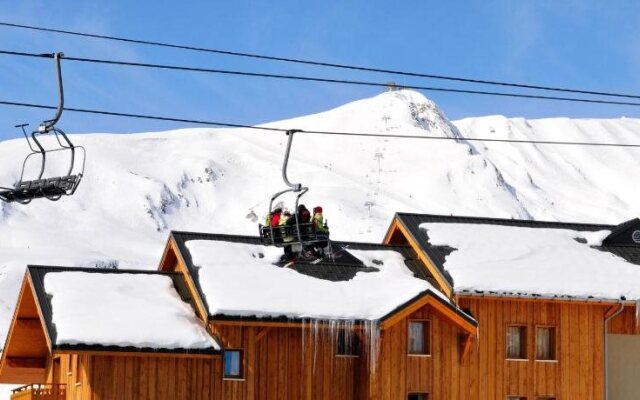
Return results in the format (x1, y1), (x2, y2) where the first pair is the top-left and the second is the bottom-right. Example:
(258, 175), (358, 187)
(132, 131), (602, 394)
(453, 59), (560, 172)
(0, 89), (638, 354)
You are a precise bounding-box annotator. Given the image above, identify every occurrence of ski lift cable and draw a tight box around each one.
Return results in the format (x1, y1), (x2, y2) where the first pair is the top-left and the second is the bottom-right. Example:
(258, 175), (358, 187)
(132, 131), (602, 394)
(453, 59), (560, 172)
(1, 21), (639, 100)
(1, 99), (640, 148)
(2, 50), (640, 108)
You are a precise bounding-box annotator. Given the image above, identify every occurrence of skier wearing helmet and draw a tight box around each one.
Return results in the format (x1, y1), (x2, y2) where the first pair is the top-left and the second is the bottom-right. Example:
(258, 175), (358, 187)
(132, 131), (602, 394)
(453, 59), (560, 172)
(312, 206), (329, 234)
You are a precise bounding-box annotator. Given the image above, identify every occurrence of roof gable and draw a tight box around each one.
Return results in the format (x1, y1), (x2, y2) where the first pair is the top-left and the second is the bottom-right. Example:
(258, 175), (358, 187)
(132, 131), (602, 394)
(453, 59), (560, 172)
(0, 274), (48, 384)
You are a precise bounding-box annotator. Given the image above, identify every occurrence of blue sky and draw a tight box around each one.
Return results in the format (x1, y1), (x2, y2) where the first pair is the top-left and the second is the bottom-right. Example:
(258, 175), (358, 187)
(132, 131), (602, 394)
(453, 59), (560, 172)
(0, 0), (639, 139)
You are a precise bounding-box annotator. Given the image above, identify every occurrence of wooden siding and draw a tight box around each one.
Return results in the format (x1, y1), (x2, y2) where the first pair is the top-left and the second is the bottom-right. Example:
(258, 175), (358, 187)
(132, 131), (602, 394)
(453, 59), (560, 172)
(210, 323), (362, 400)
(44, 354), (92, 400)
(86, 355), (222, 400)
(371, 297), (610, 400)
(21, 298), (637, 400)
(43, 353), (224, 400)
(607, 305), (640, 334)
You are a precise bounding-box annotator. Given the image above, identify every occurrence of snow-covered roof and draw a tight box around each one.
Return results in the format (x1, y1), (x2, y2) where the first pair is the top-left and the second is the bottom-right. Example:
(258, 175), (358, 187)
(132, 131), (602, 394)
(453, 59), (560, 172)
(419, 221), (640, 301)
(184, 238), (449, 321)
(42, 270), (219, 351)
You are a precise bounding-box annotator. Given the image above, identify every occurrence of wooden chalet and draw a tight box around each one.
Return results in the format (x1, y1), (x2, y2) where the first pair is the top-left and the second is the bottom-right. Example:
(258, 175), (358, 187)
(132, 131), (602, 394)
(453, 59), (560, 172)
(384, 213), (640, 400)
(1, 214), (640, 400)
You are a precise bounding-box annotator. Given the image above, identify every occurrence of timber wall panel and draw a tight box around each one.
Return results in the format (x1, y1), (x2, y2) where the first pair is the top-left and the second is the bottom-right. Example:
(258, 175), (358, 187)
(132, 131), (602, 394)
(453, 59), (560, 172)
(372, 298), (610, 400)
(608, 306), (639, 334)
(212, 323), (359, 400)
(87, 355), (222, 400)
(30, 298), (627, 399)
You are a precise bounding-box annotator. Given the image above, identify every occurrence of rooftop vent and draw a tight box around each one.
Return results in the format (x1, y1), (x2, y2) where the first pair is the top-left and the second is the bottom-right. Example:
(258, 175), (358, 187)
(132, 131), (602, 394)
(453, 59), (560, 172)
(602, 218), (640, 246)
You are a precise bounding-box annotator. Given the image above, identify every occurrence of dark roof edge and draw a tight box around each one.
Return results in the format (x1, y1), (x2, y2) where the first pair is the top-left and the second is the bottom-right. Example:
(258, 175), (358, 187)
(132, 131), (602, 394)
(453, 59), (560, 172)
(53, 343), (220, 355)
(210, 314), (372, 325)
(26, 265), (181, 275)
(456, 290), (631, 304)
(395, 212), (615, 230)
(210, 290), (477, 328)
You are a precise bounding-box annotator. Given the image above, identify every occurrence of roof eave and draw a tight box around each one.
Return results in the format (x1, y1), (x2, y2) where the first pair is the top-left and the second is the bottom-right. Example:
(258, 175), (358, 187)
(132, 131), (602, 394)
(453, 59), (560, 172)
(456, 290), (634, 305)
(52, 344), (221, 357)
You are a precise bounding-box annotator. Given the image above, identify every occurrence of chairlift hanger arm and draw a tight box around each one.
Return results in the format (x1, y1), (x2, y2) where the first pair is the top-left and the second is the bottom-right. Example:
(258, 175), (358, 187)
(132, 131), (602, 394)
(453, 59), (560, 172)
(282, 129), (303, 191)
(40, 52), (64, 133)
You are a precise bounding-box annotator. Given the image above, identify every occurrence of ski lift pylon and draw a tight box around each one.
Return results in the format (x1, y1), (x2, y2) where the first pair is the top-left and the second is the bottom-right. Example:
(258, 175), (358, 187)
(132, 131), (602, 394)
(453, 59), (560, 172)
(0, 52), (86, 204)
(259, 129), (329, 248)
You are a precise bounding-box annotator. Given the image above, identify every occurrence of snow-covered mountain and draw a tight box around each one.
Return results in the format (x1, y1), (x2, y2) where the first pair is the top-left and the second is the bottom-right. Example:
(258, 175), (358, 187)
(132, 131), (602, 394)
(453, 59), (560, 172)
(0, 89), (638, 350)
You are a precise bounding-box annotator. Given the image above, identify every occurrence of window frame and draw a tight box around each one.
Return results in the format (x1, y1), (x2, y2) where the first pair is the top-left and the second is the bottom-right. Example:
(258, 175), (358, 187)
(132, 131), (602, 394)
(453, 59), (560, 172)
(222, 349), (245, 380)
(535, 325), (558, 362)
(335, 329), (361, 358)
(407, 319), (432, 356)
(505, 324), (528, 361)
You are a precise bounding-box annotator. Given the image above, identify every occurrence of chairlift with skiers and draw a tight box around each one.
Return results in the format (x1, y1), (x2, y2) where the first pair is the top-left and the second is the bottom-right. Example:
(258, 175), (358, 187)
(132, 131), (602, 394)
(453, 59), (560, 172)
(259, 129), (330, 252)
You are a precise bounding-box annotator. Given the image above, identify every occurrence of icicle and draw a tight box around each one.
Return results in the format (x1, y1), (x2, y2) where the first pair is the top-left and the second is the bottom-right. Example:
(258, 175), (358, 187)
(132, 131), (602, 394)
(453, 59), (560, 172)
(312, 319), (319, 373)
(364, 319), (381, 373)
(301, 318), (308, 367)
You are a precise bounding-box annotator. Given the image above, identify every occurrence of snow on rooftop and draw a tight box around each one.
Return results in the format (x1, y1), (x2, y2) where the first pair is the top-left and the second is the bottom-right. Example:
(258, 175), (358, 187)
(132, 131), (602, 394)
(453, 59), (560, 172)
(185, 240), (447, 320)
(44, 272), (219, 350)
(420, 222), (640, 300)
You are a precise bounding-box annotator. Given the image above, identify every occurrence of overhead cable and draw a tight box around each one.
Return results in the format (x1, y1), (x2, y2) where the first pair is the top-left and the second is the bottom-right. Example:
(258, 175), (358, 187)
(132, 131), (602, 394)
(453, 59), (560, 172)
(1, 99), (639, 148)
(0, 21), (639, 100)
(2, 50), (640, 108)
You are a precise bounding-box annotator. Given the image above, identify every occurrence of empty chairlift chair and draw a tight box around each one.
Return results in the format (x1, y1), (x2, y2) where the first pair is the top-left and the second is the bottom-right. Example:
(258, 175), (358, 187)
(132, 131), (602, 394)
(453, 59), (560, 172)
(0, 53), (86, 205)
(259, 130), (329, 248)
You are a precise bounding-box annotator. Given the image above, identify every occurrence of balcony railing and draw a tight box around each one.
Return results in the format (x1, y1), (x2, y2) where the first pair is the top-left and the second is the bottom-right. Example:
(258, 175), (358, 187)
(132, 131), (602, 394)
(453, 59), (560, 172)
(11, 384), (66, 400)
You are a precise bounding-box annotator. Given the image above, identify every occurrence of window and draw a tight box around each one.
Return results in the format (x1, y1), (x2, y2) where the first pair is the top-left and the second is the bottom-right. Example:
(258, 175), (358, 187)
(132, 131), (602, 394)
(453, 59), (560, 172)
(407, 393), (428, 400)
(223, 350), (243, 379)
(336, 330), (360, 356)
(408, 321), (431, 355)
(506, 325), (527, 359)
(536, 327), (556, 361)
